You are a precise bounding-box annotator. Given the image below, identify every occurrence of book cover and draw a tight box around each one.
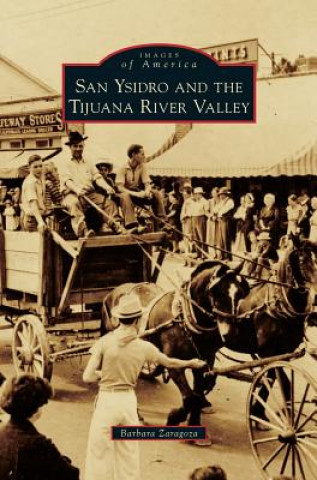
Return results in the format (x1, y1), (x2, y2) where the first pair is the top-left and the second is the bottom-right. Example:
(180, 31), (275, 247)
(0, 2), (316, 480)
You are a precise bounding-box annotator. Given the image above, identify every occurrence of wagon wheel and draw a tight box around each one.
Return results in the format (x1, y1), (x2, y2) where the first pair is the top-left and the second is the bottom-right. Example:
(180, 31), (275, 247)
(12, 315), (53, 380)
(247, 361), (317, 480)
(140, 362), (164, 380)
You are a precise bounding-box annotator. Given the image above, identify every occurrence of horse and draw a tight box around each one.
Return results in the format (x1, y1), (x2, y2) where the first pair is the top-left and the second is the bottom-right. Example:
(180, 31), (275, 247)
(102, 259), (250, 436)
(218, 235), (317, 425)
(221, 235), (317, 355)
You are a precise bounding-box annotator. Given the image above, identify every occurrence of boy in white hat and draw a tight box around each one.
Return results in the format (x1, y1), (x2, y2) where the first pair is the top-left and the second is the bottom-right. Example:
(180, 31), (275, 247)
(83, 293), (205, 480)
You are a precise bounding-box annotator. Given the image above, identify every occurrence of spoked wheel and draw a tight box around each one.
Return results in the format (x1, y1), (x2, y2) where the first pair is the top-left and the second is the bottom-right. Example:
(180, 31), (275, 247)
(12, 315), (53, 380)
(247, 361), (317, 480)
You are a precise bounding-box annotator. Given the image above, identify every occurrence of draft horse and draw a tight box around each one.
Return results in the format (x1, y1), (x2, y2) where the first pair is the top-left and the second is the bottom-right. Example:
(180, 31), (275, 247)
(221, 235), (317, 424)
(102, 260), (250, 430)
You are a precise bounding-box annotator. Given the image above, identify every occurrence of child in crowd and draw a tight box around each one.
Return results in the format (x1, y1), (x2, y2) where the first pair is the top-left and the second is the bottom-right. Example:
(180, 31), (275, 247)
(3, 199), (19, 230)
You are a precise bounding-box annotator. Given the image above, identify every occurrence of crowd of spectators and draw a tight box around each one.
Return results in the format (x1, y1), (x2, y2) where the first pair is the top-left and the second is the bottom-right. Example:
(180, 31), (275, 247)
(159, 181), (317, 268)
(1, 156), (317, 268)
(0, 161), (61, 232)
(0, 181), (21, 231)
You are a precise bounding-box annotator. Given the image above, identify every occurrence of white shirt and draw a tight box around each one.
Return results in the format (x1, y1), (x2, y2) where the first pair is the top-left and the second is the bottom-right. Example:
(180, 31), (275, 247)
(21, 173), (46, 215)
(190, 197), (209, 217)
(59, 157), (101, 193)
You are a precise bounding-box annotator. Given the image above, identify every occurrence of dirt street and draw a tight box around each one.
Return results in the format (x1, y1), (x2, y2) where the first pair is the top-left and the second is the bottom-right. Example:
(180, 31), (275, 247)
(1, 254), (316, 479)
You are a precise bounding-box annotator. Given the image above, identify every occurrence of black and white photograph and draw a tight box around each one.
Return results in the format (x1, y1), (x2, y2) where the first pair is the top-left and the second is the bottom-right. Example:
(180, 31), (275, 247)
(0, 1), (317, 479)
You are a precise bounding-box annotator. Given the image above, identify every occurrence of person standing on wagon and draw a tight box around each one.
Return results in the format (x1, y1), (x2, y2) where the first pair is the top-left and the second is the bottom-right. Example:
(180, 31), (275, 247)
(83, 293), (206, 480)
(60, 131), (122, 237)
(21, 155), (47, 232)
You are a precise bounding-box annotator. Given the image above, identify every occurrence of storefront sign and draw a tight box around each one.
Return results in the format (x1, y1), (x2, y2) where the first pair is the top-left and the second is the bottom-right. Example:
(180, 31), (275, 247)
(202, 39), (258, 64)
(0, 109), (65, 137)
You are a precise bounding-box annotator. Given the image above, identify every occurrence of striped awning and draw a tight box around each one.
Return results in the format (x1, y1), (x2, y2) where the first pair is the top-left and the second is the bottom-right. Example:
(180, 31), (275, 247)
(263, 141), (317, 177)
(149, 73), (317, 178)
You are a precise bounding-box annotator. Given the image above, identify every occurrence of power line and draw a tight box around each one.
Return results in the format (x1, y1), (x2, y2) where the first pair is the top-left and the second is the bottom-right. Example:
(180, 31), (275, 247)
(17, 0), (115, 25)
(1, 0), (93, 21)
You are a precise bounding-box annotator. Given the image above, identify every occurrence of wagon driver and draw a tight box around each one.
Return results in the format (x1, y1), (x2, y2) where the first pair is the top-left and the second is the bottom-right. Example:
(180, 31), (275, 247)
(60, 131), (122, 237)
(83, 293), (206, 480)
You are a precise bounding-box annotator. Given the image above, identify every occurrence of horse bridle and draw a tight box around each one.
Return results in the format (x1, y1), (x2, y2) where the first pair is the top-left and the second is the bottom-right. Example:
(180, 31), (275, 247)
(179, 272), (239, 337)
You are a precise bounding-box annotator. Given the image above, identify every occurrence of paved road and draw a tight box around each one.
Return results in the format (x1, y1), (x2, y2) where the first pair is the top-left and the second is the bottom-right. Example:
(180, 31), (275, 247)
(1, 254), (316, 479)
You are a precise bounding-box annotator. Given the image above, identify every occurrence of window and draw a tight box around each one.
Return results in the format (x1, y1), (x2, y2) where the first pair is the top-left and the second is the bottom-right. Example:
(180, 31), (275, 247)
(36, 139), (52, 148)
(10, 140), (24, 149)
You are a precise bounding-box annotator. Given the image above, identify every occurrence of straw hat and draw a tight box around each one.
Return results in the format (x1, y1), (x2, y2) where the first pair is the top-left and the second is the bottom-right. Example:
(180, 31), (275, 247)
(193, 187), (204, 194)
(111, 294), (144, 319)
(257, 231), (271, 241)
(95, 159), (113, 172)
(219, 186), (231, 196)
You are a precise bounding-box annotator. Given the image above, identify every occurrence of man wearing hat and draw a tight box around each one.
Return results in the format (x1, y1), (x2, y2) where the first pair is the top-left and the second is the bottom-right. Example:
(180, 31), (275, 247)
(190, 187), (209, 258)
(60, 132), (122, 237)
(116, 144), (167, 231)
(21, 155), (47, 232)
(246, 231), (278, 280)
(83, 292), (206, 480)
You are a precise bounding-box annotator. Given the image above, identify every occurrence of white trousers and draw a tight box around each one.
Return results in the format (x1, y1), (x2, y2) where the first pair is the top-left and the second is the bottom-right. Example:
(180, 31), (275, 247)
(85, 390), (140, 480)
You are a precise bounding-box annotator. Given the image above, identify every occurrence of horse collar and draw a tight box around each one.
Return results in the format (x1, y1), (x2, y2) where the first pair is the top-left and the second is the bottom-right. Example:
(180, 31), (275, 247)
(179, 284), (217, 334)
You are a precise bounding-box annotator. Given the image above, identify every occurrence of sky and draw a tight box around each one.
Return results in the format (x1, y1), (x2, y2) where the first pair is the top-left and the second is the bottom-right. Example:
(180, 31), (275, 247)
(1, 0), (317, 163)
(1, 0), (316, 90)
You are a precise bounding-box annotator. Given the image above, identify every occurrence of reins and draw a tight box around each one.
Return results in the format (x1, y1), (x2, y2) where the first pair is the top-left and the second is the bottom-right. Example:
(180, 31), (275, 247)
(144, 208), (275, 272)
(144, 208), (317, 291)
(134, 237), (217, 326)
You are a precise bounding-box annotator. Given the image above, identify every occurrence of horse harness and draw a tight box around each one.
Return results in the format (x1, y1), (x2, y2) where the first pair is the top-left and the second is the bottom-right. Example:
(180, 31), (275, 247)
(236, 276), (312, 324)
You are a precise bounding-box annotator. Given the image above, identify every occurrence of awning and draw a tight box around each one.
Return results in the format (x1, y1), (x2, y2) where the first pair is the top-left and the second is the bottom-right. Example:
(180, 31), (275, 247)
(0, 149), (62, 179)
(263, 141), (317, 177)
(149, 73), (317, 178)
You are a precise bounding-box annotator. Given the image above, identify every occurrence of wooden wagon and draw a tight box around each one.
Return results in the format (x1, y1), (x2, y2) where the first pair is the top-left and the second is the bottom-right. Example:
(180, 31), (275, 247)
(0, 228), (167, 379)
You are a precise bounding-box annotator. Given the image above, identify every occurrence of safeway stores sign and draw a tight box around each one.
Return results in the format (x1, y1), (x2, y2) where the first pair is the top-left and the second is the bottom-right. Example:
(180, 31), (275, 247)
(0, 109), (65, 137)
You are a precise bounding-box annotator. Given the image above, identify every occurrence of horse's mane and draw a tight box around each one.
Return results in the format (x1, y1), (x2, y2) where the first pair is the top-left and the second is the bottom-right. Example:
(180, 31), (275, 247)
(277, 244), (310, 288)
(190, 260), (228, 281)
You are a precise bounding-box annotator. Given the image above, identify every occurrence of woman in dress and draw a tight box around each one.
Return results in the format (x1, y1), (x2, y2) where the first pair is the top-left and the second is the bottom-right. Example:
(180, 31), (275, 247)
(233, 195), (247, 253)
(213, 186), (235, 260)
(286, 194), (303, 235)
(257, 193), (280, 248)
(206, 187), (219, 258)
(180, 186), (194, 262)
(297, 193), (311, 238)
